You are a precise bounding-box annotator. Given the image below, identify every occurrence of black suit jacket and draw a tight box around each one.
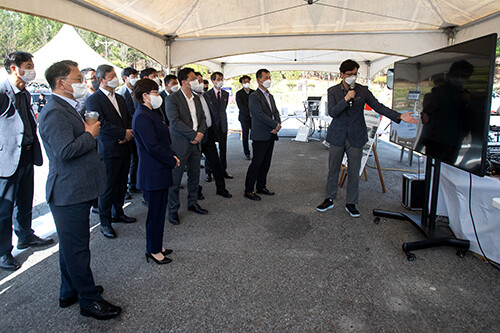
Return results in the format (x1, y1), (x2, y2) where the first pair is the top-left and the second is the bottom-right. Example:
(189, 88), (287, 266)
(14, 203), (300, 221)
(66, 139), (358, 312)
(249, 89), (281, 141)
(206, 88), (229, 135)
(236, 88), (255, 122)
(86, 89), (132, 158)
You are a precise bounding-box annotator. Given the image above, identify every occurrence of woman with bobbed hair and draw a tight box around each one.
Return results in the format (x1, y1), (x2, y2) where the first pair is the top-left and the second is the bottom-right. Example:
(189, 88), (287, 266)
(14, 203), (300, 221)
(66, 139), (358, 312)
(132, 78), (180, 265)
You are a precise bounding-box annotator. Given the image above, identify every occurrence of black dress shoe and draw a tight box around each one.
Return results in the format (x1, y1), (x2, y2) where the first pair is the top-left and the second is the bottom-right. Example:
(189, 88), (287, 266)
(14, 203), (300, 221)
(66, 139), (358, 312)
(162, 249), (173, 256)
(205, 173), (212, 182)
(0, 253), (21, 271)
(216, 190), (232, 198)
(60, 286), (104, 308)
(125, 192), (132, 200)
(223, 172), (233, 179)
(244, 192), (261, 201)
(17, 235), (54, 250)
(91, 207), (99, 214)
(187, 203), (208, 215)
(101, 226), (117, 239)
(111, 214), (137, 223)
(169, 212), (180, 225)
(145, 253), (172, 265)
(256, 187), (275, 196)
(245, 154), (251, 160)
(80, 300), (121, 320)
(198, 185), (204, 200)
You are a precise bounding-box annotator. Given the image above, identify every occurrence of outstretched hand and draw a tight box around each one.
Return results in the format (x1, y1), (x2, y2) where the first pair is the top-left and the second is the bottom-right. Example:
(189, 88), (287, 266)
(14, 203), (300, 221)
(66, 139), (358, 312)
(401, 112), (418, 124)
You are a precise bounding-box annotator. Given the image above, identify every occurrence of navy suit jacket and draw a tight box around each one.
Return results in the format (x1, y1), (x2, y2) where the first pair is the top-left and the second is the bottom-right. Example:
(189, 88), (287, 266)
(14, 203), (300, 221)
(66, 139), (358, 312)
(249, 89), (281, 141)
(132, 104), (177, 191)
(325, 83), (400, 148)
(206, 88), (229, 135)
(86, 89), (132, 158)
(38, 95), (106, 206)
(0, 79), (43, 177)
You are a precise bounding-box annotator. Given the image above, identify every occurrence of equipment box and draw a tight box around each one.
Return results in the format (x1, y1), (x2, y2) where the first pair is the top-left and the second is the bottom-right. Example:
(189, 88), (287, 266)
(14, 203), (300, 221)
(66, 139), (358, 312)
(402, 174), (425, 210)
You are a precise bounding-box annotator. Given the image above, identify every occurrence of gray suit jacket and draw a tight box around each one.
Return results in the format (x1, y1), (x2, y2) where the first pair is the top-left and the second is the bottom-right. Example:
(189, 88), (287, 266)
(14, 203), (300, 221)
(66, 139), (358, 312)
(0, 78), (43, 177)
(325, 83), (401, 147)
(165, 90), (207, 157)
(249, 89), (281, 141)
(38, 95), (106, 206)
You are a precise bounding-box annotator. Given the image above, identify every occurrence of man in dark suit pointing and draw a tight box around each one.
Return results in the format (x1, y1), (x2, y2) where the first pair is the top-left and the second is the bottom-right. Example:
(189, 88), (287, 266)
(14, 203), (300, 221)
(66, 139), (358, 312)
(244, 68), (281, 201)
(316, 59), (417, 217)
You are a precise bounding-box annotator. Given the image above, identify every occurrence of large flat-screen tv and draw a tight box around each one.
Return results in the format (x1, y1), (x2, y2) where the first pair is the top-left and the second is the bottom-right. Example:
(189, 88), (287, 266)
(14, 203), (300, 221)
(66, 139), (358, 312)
(390, 33), (497, 176)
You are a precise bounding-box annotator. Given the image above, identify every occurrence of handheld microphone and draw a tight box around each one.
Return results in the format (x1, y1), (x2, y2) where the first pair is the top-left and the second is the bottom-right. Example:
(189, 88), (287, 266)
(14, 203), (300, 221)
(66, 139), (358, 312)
(348, 82), (355, 107)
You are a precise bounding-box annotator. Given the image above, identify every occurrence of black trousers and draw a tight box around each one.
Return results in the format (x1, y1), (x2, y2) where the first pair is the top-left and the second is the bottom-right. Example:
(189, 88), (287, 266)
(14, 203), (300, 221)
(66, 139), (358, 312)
(205, 130), (228, 174)
(202, 127), (226, 193)
(240, 120), (251, 156)
(142, 189), (168, 254)
(0, 148), (35, 256)
(50, 200), (102, 307)
(99, 154), (130, 227)
(245, 139), (275, 193)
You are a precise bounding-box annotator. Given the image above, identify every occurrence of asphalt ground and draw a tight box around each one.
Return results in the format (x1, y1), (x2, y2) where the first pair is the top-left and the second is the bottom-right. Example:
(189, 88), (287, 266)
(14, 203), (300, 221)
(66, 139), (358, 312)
(0, 131), (499, 332)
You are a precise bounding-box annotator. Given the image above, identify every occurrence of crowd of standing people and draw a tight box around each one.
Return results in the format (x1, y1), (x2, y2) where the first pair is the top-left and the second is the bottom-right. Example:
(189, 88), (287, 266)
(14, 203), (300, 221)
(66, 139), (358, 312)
(0, 51), (416, 320)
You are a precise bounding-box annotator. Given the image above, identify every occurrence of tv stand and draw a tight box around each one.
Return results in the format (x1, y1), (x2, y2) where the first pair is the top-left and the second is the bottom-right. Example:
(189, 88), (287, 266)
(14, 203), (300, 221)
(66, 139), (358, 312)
(373, 157), (469, 261)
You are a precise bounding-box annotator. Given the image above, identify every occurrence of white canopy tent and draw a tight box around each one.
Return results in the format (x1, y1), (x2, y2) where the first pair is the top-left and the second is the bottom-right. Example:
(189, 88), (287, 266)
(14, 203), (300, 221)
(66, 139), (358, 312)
(0, 24), (122, 83)
(31, 24), (122, 84)
(0, 0), (499, 78)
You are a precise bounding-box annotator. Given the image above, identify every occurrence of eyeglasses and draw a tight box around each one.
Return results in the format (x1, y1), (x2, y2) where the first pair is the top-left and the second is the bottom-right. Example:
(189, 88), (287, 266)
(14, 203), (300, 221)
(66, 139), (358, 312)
(63, 77), (84, 84)
(344, 72), (358, 77)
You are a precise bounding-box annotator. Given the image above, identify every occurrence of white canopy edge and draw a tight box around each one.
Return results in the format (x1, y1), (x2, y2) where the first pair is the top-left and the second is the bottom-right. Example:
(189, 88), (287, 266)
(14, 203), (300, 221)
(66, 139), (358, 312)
(1, 0), (499, 77)
(198, 55), (405, 79)
(172, 31), (447, 68)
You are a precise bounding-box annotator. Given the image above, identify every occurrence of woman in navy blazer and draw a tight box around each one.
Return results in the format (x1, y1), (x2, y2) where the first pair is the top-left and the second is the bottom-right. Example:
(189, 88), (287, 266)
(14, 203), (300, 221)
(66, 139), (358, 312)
(132, 79), (180, 265)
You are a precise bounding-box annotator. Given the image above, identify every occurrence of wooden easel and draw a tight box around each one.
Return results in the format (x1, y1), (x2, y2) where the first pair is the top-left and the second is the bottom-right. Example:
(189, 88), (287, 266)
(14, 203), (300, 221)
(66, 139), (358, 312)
(339, 142), (386, 193)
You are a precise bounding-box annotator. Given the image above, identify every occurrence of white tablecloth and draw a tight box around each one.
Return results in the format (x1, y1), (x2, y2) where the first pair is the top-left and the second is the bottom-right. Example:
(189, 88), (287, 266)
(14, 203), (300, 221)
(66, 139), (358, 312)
(437, 164), (500, 263)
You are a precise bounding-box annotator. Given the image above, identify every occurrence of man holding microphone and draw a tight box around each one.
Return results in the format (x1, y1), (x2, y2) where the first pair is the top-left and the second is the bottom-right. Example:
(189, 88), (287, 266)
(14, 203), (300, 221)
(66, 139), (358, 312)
(317, 59), (418, 217)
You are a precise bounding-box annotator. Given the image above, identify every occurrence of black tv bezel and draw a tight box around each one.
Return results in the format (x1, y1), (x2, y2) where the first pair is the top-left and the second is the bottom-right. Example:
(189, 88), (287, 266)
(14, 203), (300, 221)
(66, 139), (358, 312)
(391, 33), (497, 177)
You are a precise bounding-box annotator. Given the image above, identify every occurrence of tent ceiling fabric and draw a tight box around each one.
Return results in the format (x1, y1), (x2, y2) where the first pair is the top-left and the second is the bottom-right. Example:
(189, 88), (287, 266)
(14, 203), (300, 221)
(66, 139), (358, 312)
(1, 0), (499, 76)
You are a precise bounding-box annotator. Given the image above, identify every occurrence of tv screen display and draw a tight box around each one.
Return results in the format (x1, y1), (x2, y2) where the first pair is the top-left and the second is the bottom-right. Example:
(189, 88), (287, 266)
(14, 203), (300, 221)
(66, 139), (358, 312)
(390, 34), (497, 176)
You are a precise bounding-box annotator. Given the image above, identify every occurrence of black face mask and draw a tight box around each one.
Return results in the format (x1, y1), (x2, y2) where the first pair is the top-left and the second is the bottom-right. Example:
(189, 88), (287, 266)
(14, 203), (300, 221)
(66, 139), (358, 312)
(91, 80), (100, 91)
(203, 86), (208, 92)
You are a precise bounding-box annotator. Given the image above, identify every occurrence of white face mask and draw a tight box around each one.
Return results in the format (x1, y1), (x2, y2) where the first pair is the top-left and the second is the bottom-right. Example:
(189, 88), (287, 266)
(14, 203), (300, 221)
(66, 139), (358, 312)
(106, 77), (120, 89)
(147, 94), (163, 109)
(189, 80), (199, 91)
(262, 79), (272, 89)
(344, 75), (357, 87)
(215, 80), (224, 89)
(17, 67), (36, 83)
(170, 84), (180, 93)
(129, 77), (138, 87)
(70, 82), (88, 100)
(192, 81), (204, 93)
(242, 83), (251, 89)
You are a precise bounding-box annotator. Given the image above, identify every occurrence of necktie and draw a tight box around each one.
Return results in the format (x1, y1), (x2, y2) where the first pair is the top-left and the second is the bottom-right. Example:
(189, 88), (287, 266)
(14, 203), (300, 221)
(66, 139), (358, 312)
(217, 91), (220, 101)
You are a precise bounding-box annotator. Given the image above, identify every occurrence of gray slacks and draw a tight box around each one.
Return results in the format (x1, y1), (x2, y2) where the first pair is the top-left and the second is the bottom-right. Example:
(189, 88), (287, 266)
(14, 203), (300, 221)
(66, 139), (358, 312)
(168, 144), (201, 213)
(325, 139), (363, 204)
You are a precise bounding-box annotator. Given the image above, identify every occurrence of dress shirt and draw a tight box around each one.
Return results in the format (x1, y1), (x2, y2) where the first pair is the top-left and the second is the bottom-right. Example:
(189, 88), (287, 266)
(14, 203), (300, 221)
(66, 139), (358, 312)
(259, 87), (272, 110)
(99, 86), (121, 117)
(181, 89), (198, 131)
(214, 87), (222, 100)
(195, 92), (212, 128)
